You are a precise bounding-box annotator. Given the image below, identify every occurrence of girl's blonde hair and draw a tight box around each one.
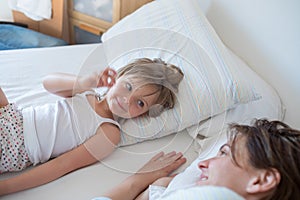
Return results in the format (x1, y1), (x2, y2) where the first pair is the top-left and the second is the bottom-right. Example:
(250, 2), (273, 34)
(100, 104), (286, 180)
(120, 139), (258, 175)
(117, 58), (184, 117)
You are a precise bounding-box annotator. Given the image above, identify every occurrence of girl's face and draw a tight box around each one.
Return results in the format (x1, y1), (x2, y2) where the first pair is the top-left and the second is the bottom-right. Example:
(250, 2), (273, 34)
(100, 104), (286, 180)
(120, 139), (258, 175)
(105, 76), (160, 119)
(196, 138), (256, 197)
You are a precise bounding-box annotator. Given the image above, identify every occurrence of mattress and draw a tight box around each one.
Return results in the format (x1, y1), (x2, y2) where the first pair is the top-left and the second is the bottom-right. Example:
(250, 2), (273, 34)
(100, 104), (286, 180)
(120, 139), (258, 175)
(0, 44), (198, 199)
(0, 43), (283, 200)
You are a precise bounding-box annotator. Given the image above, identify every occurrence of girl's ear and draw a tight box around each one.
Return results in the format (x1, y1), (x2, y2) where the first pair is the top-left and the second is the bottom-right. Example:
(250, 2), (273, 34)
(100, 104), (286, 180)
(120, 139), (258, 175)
(246, 168), (280, 194)
(148, 104), (164, 117)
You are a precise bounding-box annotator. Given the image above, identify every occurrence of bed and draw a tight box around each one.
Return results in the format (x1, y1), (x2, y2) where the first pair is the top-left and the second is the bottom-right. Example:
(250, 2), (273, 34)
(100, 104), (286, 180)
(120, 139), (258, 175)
(1, 0), (298, 199)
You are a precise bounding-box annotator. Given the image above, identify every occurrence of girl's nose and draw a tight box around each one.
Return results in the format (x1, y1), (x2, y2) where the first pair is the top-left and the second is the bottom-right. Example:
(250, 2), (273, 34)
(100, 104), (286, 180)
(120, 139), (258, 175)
(122, 96), (130, 104)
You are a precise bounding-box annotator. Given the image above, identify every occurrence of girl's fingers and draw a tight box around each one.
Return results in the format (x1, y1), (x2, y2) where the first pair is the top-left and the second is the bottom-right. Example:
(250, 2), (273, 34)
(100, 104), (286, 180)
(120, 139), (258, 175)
(107, 68), (117, 76)
(97, 68), (117, 87)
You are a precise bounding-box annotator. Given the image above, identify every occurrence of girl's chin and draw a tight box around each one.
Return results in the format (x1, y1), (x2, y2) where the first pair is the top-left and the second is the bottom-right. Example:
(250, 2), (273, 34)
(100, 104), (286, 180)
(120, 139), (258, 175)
(112, 111), (131, 119)
(119, 115), (131, 119)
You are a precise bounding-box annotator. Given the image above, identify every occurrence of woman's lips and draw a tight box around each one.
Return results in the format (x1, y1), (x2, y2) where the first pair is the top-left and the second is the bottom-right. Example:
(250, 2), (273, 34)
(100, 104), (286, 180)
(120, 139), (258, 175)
(199, 173), (208, 181)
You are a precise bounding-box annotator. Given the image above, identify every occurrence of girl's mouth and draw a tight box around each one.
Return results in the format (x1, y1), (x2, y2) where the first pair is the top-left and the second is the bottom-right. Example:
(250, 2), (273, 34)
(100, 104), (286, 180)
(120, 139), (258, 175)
(116, 97), (127, 112)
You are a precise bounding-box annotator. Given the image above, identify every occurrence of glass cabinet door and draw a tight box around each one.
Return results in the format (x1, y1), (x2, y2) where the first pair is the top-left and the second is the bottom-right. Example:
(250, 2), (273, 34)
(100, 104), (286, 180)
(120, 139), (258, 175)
(68, 0), (153, 44)
(73, 0), (113, 22)
(68, 0), (113, 44)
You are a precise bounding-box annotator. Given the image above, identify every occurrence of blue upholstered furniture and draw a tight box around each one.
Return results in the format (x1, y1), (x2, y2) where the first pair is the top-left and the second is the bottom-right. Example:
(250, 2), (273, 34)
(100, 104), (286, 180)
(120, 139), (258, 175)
(0, 24), (67, 50)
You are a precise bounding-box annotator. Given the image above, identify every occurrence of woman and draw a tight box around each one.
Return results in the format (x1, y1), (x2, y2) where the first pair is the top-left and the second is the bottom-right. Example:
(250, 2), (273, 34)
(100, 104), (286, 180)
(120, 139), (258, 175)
(94, 119), (300, 200)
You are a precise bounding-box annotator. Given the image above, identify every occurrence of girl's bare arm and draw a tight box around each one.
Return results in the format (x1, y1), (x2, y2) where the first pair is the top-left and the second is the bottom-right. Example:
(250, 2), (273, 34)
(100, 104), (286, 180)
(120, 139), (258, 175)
(43, 68), (116, 98)
(0, 87), (9, 107)
(43, 72), (81, 97)
(0, 142), (97, 195)
(0, 124), (120, 196)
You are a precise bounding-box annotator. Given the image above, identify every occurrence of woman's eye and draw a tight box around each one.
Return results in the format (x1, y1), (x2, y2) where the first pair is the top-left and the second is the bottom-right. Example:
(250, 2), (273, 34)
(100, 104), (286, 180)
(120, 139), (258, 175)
(126, 83), (132, 91)
(219, 150), (227, 156)
(217, 144), (230, 157)
(137, 100), (145, 108)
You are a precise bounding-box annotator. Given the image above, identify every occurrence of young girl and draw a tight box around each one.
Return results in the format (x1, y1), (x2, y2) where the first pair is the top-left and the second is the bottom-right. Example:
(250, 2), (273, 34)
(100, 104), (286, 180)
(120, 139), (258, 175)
(0, 58), (184, 195)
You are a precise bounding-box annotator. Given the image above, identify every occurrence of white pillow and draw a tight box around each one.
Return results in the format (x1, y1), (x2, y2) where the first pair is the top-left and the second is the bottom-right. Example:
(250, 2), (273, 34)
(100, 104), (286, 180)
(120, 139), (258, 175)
(101, 0), (261, 146)
(162, 135), (226, 195)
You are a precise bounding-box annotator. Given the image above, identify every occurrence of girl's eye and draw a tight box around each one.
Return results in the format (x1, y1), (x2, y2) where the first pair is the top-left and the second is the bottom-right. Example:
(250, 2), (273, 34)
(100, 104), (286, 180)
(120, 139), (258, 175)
(137, 100), (145, 108)
(126, 83), (132, 91)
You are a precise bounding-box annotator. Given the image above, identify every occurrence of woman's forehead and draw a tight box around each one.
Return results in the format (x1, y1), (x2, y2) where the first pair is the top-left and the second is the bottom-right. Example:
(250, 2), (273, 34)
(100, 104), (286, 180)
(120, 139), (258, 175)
(228, 134), (246, 151)
(229, 135), (251, 166)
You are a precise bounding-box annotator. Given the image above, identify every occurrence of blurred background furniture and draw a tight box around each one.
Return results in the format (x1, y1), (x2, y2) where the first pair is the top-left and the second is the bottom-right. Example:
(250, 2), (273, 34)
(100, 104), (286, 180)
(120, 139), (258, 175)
(11, 0), (68, 42)
(67, 0), (153, 44)
(0, 23), (67, 50)
(10, 0), (153, 44)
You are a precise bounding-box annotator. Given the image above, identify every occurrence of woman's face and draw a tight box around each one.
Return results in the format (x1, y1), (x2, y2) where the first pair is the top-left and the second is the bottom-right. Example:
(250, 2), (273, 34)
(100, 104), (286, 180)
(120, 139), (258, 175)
(196, 137), (255, 196)
(106, 76), (160, 119)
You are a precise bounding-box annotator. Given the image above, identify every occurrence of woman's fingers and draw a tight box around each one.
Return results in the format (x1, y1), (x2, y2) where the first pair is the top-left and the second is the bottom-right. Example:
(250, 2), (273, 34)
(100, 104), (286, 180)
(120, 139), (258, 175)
(138, 151), (186, 174)
(151, 151), (165, 161)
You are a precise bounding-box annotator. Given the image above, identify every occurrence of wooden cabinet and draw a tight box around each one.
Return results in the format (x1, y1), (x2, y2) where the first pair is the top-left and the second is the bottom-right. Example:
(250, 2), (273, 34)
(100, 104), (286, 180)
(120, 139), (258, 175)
(12, 0), (69, 41)
(12, 0), (153, 44)
(67, 0), (153, 44)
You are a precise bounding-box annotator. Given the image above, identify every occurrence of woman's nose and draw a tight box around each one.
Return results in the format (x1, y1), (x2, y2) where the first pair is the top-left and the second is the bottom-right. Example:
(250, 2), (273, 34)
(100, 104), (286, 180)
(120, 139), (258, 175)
(198, 159), (209, 169)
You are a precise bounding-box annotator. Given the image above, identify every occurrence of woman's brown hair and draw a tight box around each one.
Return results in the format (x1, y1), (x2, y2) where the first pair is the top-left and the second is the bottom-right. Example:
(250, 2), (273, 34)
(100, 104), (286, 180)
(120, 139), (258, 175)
(228, 119), (300, 200)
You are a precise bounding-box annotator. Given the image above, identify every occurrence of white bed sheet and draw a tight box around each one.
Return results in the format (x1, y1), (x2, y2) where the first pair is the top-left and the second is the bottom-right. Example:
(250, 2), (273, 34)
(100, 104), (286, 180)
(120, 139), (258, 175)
(0, 43), (283, 199)
(0, 44), (198, 200)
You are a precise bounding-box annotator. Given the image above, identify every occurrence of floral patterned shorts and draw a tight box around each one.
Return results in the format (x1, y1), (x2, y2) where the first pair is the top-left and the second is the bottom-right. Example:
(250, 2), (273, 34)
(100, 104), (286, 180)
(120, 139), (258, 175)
(0, 103), (31, 173)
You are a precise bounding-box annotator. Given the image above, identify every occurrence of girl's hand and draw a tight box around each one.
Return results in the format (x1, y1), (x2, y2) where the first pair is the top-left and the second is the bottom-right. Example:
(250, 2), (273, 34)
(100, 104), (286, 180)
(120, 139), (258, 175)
(77, 68), (117, 90)
(97, 67), (117, 88)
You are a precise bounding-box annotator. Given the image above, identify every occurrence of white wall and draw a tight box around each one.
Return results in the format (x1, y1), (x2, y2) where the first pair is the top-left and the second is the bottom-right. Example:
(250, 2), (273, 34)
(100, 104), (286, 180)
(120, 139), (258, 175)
(200, 0), (300, 128)
(0, 0), (13, 21)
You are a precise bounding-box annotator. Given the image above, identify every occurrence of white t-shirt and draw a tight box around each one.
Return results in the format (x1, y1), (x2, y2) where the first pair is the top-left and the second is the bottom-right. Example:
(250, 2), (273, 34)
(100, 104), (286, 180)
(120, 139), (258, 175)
(149, 185), (244, 200)
(22, 91), (119, 164)
(92, 186), (244, 200)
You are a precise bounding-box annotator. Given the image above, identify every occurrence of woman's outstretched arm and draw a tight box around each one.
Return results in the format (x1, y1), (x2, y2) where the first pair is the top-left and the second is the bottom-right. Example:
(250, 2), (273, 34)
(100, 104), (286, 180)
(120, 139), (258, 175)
(102, 151), (186, 200)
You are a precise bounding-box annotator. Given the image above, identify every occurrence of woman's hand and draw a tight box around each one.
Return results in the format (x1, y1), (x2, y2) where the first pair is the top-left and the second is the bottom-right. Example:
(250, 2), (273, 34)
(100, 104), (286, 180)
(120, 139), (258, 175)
(103, 151), (186, 200)
(137, 151), (186, 177)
